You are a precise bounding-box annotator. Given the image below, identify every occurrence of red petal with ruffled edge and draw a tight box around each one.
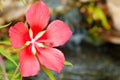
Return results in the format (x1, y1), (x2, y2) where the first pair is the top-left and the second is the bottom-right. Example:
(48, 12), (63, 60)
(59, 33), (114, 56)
(19, 45), (40, 77)
(38, 20), (72, 47)
(26, 1), (50, 36)
(9, 22), (30, 48)
(36, 47), (65, 73)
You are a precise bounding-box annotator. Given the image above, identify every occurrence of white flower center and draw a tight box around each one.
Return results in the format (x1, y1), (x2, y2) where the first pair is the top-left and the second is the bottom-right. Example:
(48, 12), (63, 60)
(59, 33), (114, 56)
(25, 29), (46, 55)
(31, 38), (35, 44)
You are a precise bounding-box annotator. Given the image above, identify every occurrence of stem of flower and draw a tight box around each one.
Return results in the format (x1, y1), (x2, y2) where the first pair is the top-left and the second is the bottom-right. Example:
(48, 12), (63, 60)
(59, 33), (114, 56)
(35, 53), (56, 80)
(0, 54), (8, 80)
(12, 63), (20, 79)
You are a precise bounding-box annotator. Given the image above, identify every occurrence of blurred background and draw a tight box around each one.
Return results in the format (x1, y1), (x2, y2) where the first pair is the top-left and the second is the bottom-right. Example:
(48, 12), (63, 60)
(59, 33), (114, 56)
(0, 0), (120, 80)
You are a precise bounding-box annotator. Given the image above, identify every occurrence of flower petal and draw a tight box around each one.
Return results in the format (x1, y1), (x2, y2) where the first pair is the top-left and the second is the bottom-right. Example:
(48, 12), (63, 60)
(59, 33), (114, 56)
(9, 22), (30, 48)
(38, 20), (72, 47)
(19, 45), (40, 77)
(36, 47), (65, 73)
(26, 1), (50, 36)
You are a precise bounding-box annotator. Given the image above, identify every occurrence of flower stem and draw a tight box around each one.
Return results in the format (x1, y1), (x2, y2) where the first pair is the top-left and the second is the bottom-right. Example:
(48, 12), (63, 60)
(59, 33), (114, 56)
(0, 54), (8, 80)
(11, 63), (20, 79)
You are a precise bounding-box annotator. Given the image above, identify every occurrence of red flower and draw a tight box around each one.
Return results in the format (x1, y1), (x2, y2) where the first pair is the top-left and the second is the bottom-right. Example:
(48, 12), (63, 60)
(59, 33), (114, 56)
(9, 1), (72, 77)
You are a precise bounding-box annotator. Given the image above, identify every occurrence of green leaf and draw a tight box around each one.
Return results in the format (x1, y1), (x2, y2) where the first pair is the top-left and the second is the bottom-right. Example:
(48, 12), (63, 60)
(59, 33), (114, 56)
(0, 39), (11, 45)
(64, 61), (73, 66)
(41, 65), (56, 80)
(24, 20), (28, 27)
(0, 47), (17, 66)
(0, 23), (11, 29)
(20, 0), (26, 4)
(0, 3), (2, 11)
(11, 72), (21, 80)
(94, 7), (111, 30)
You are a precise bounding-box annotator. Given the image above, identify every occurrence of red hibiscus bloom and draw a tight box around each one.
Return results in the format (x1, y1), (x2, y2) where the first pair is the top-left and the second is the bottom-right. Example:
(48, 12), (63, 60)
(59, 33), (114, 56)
(9, 1), (72, 77)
